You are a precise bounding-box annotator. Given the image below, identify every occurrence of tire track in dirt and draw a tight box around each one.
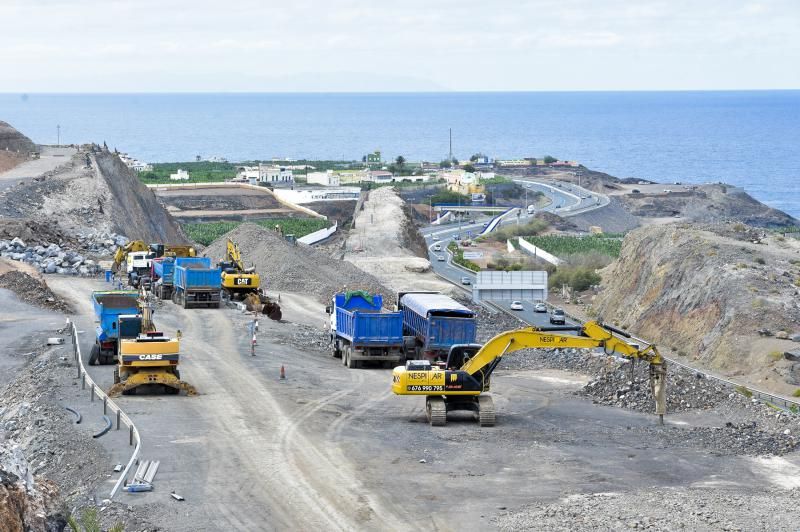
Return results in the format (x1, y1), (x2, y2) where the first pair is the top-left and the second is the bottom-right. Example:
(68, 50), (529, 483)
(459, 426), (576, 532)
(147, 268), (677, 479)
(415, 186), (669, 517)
(179, 307), (403, 531)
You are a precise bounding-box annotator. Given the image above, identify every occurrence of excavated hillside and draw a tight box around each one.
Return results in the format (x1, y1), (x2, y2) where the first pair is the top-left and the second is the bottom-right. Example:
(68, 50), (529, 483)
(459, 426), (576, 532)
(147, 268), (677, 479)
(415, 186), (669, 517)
(93, 152), (188, 242)
(0, 120), (36, 153)
(0, 147), (187, 245)
(592, 223), (800, 393)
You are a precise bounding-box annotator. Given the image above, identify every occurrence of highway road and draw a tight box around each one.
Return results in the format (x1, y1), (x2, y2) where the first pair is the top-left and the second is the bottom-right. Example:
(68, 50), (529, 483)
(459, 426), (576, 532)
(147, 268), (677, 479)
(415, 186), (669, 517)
(420, 177), (603, 328)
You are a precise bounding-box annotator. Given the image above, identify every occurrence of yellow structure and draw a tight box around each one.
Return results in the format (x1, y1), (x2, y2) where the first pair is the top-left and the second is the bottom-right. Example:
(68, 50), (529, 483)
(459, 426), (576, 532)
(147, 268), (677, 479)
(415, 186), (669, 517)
(392, 321), (666, 426)
(219, 238), (260, 298)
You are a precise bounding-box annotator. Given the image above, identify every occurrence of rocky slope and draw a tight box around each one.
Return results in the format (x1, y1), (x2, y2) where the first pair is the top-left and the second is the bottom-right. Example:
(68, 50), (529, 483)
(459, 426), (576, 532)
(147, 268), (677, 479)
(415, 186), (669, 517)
(592, 223), (800, 391)
(0, 120), (36, 153)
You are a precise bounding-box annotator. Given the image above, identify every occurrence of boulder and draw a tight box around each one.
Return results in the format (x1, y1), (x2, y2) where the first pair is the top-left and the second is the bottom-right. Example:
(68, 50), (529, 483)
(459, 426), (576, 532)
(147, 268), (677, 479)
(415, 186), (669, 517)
(775, 331), (789, 340)
(10, 237), (25, 248)
(44, 262), (57, 274)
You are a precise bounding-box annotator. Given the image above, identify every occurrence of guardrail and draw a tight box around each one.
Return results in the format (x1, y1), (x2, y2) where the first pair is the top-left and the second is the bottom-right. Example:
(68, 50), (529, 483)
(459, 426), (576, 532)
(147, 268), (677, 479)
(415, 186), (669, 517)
(68, 320), (142, 499)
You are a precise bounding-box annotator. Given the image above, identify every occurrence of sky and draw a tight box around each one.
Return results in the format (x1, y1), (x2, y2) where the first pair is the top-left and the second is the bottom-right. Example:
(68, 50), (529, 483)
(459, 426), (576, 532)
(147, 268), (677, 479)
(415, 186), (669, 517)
(2, 0), (799, 92)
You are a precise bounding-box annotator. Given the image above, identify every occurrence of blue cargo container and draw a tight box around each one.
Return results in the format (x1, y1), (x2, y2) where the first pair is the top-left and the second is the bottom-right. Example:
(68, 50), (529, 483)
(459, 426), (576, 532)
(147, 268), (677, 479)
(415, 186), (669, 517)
(328, 292), (405, 369)
(91, 290), (139, 365)
(175, 256), (212, 268)
(399, 292), (477, 361)
(173, 261), (221, 309)
(152, 257), (175, 300)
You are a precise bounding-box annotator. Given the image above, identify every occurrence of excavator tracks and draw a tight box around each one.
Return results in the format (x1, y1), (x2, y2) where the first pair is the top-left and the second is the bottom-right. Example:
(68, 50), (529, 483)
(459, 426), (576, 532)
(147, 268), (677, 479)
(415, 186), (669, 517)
(426, 396), (447, 426)
(108, 380), (197, 397)
(478, 395), (495, 427)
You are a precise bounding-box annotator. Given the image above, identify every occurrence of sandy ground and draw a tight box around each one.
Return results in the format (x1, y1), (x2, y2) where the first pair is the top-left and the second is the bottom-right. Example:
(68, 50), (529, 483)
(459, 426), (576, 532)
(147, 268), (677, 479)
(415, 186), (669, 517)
(0, 146), (76, 190)
(345, 187), (452, 295)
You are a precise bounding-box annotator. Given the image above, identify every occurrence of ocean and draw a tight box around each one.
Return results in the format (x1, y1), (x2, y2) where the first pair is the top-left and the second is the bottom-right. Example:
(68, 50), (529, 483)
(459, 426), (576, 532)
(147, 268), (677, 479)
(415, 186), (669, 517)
(1, 91), (798, 218)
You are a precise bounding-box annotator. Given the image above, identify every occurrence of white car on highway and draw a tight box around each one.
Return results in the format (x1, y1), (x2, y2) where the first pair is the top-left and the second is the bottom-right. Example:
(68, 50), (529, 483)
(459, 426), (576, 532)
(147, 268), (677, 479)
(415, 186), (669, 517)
(433, 244), (442, 251)
(510, 301), (524, 311)
(437, 255), (445, 262)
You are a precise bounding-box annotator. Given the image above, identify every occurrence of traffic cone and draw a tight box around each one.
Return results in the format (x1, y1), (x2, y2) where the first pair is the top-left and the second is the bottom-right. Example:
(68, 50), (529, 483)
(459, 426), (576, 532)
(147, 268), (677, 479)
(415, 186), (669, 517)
(280, 365), (286, 380)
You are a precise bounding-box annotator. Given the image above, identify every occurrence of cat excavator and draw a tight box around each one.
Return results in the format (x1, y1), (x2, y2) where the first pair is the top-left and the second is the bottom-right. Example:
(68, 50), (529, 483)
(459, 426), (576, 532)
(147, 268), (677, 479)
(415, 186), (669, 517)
(392, 321), (667, 427)
(218, 238), (282, 320)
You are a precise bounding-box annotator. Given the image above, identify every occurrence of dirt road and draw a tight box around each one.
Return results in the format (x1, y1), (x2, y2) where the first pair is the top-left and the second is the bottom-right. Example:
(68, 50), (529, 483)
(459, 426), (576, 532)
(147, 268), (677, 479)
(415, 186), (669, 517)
(47, 276), (800, 531)
(0, 146), (76, 190)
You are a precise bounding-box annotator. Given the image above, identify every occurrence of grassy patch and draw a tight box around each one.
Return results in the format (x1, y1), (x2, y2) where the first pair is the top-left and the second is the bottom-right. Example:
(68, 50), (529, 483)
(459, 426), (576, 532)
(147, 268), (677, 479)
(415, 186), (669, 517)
(139, 161), (238, 183)
(479, 219), (549, 243)
(183, 218), (329, 246)
(524, 234), (622, 257)
(768, 350), (784, 362)
(447, 241), (480, 272)
(735, 385), (753, 398)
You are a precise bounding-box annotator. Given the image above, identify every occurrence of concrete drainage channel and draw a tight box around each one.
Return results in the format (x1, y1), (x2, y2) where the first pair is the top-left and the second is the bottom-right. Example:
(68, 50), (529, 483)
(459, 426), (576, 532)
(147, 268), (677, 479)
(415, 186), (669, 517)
(68, 319), (142, 499)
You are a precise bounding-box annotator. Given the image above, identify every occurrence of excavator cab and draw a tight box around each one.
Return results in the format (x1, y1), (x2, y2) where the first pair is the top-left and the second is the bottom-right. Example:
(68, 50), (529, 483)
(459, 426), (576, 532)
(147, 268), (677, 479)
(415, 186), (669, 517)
(446, 344), (483, 370)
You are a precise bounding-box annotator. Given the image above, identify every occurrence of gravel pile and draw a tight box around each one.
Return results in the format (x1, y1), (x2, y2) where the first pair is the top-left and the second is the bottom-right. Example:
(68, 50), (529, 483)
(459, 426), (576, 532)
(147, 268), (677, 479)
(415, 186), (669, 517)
(0, 232), (128, 276)
(0, 271), (71, 312)
(494, 487), (800, 531)
(203, 223), (392, 304)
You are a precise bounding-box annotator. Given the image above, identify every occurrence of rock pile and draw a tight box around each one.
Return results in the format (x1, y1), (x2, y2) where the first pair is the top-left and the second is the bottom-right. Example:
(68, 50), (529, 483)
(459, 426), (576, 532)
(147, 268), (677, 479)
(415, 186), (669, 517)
(495, 487), (800, 531)
(0, 271), (71, 312)
(0, 232), (128, 276)
(203, 223), (392, 304)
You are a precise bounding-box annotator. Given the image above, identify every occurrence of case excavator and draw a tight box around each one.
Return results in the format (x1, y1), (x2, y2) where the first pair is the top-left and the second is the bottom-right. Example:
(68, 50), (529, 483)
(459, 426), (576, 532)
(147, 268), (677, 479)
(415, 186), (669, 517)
(108, 288), (197, 396)
(392, 321), (667, 427)
(218, 238), (281, 320)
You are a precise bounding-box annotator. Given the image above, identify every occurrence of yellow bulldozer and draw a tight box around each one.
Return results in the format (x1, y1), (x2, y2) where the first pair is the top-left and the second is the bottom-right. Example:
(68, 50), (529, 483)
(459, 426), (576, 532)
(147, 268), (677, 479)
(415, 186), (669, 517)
(108, 289), (196, 396)
(218, 238), (281, 320)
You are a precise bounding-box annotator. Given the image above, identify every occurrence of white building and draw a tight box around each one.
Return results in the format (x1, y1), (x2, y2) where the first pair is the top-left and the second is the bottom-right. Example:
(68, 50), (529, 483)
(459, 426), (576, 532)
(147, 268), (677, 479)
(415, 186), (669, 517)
(368, 170), (394, 183)
(170, 169), (190, 181)
(307, 170), (340, 187)
(258, 164), (293, 184)
(235, 164), (294, 185)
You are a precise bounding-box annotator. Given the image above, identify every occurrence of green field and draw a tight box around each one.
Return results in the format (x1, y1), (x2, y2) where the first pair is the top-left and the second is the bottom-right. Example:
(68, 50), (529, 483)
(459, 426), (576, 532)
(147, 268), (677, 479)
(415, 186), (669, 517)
(139, 162), (238, 183)
(525, 234), (623, 257)
(183, 218), (329, 245)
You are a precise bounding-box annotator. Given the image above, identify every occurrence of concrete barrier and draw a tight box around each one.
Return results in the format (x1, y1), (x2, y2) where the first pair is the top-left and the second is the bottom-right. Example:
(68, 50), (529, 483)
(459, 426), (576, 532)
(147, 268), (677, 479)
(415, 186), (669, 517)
(518, 237), (562, 265)
(298, 222), (338, 245)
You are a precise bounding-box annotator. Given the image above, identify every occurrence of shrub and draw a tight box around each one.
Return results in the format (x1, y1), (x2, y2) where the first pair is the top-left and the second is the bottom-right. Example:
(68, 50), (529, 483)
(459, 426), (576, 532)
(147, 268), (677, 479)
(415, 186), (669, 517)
(735, 385), (753, 398)
(793, 389), (800, 398)
(768, 350), (783, 361)
(549, 265), (601, 292)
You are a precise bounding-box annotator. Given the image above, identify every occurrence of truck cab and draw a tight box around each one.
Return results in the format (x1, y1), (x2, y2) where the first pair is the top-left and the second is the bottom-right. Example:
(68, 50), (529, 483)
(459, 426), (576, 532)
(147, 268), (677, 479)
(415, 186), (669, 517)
(127, 251), (154, 288)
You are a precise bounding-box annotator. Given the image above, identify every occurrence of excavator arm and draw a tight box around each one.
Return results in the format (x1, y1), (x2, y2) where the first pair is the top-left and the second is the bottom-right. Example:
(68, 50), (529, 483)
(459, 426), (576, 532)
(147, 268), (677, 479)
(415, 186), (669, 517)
(392, 320), (667, 425)
(112, 240), (148, 272)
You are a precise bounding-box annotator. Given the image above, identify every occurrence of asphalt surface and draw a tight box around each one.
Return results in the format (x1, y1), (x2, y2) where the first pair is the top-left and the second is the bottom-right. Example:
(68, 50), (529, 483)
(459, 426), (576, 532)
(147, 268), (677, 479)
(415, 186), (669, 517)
(421, 177), (601, 327)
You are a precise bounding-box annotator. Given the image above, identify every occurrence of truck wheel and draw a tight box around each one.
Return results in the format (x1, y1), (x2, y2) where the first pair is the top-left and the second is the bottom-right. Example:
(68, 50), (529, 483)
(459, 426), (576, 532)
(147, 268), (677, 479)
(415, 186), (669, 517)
(89, 344), (100, 366)
(347, 351), (358, 369)
(342, 346), (349, 366)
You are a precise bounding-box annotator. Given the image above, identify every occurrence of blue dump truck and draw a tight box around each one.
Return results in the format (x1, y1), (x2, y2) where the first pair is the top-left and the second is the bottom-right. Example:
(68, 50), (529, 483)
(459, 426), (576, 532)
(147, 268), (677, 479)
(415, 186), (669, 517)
(327, 291), (405, 369)
(91, 290), (140, 365)
(172, 257), (221, 309)
(151, 257), (175, 300)
(398, 291), (477, 362)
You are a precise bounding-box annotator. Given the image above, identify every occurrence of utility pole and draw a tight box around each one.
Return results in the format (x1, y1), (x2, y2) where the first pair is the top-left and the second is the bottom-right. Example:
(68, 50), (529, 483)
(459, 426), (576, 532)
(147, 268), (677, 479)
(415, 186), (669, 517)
(448, 128), (452, 162)
(56, 124), (60, 146)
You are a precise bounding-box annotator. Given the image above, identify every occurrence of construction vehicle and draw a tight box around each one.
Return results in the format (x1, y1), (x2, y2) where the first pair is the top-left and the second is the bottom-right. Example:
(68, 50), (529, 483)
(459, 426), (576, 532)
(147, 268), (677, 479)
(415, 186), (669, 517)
(218, 238), (259, 299)
(90, 290), (140, 365)
(151, 257), (175, 300)
(398, 291), (477, 361)
(112, 241), (196, 287)
(109, 289), (196, 396)
(391, 321), (667, 427)
(327, 291), (405, 369)
(218, 238), (282, 320)
(172, 257), (222, 309)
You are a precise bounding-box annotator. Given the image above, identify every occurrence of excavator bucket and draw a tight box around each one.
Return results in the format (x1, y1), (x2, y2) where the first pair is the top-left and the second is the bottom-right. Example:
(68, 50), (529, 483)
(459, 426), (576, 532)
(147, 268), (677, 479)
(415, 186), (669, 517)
(650, 362), (667, 423)
(263, 300), (282, 321)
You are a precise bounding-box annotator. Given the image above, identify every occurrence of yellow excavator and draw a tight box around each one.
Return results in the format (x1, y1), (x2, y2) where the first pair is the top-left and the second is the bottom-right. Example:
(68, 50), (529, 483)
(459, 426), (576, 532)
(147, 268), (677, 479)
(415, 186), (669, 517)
(392, 321), (667, 427)
(112, 240), (149, 272)
(219, 238), (260, 298)
(109, 288), (196, 396)
(218, 238), (282, 320)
